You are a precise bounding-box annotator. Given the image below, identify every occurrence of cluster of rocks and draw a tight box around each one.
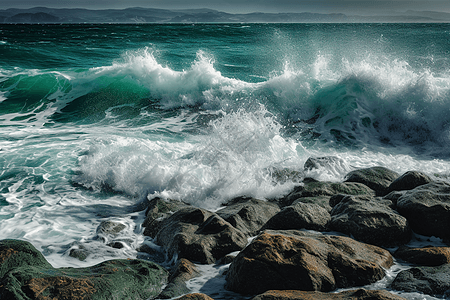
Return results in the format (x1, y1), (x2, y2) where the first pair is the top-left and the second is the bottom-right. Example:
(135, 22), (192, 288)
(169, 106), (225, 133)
(1, 156), (450, 299)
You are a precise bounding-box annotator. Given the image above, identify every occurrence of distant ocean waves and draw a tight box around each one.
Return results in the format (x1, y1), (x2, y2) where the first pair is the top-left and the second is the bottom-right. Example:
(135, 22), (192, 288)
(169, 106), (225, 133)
(2, 44), (450, 156)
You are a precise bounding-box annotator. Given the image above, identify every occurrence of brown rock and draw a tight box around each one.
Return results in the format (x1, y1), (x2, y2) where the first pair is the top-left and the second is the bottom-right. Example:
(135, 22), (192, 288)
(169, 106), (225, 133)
(394, 246), (450, 266)
(251, 289), (407, 300)
(225, 230), (393, 295)
(175, 293), (214, 300)
(159, 258), (201, 299)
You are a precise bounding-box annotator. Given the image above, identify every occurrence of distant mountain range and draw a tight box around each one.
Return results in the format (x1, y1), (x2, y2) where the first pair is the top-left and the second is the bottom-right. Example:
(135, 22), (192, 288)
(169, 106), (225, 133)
(0, 7), (450, 23)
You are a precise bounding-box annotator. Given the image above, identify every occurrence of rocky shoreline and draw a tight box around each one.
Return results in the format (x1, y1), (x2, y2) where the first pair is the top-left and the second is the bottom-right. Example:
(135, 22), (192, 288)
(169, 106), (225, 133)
(1, 156), (450, 299)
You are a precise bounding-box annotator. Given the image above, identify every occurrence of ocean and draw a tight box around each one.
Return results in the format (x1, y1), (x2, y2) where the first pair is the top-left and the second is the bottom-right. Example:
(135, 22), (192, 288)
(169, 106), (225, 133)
(1, 23), (450, 299)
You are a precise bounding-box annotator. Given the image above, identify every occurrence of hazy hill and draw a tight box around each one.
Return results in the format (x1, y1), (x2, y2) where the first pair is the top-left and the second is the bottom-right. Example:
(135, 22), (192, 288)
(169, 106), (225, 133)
(0, 7), (449, 23)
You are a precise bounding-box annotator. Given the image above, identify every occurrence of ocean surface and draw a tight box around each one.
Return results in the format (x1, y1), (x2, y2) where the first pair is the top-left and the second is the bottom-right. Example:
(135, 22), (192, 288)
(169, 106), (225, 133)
(1, 23), (450, 299)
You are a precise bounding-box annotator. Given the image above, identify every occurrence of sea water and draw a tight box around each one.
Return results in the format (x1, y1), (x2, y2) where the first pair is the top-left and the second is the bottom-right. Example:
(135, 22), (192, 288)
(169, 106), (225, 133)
(1, 23), (450, 299)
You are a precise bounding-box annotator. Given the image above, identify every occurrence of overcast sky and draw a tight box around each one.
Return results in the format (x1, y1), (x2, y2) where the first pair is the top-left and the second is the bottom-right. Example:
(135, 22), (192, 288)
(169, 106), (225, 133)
(1, 0), (450, 15)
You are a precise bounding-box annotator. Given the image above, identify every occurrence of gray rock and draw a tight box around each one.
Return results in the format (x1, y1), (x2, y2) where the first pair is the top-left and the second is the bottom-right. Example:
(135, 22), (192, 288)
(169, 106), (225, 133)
(329, 195), (411, 247)
(269, 167), (304, 184)
(281, 180), (374, 207)
(154, 207), (248, 264)
(293, 196), (333, 212)
(261, 202), (330, 232)
(387, 171), (433, 193)
(143, 197), (191, 237)
(159, 258), (200, 299)
(391, 264), (450, 297)
(304, 156), (348, 172)
(217, 196), (280, 236)
(396, 181), (450, 240)
(225, 230), (393, 295)
(344, 167), (399, 196)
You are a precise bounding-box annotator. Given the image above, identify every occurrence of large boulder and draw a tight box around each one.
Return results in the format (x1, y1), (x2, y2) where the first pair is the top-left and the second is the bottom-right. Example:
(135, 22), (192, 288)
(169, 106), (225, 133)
(225, 230), (393, 295)
(251, 289), (407, 300)
(154, 207), (248, 264)
(396, 182), (450, 240)
(261, 202), (330, 232)
(391, 264), (450, 298)
(329, 195), (411, 247)
(0, 239), (168, 300)
(216, 197), (280, 236)
(394, 246), (450, 266)
(344, 167), (399, 196)
(387, 171), (433, 193)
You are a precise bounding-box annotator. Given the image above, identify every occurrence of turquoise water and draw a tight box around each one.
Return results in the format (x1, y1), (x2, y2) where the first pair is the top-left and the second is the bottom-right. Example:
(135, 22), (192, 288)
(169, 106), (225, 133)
(1, 23), (450, 298)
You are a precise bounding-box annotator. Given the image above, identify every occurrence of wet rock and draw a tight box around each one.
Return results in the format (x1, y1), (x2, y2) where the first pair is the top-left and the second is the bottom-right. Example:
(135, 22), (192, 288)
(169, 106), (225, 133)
(0, 239), (168, 300)
(225, 230), (393, 295)
(261, 202), (330, 232)
(329, 195), (411, 247)
(175, 293), (215, 300)
(344, 166), (399, 196)
(220, 253), (236, 265)
(137, 242), (166, 264)
(96, 220), (126, 237)
(292, 196), (332, 212)
(217, 196), (280, 236)
(251, 289), (407, 300)
(68, 243), (89, 261)
(281, 180), (374, 208)
(304, 156), (348, 172)
(269, 167), (304, 184)
(383, 190), (406, 206)
(159, 258), (201, 299)
(143, 197), (191, 237)
(154, 207), (248, 264)
(391, 264), (450, 298)
(396, 181), (450, 240)
(387, 171), (433, 193)
(394, 246), (450, 266)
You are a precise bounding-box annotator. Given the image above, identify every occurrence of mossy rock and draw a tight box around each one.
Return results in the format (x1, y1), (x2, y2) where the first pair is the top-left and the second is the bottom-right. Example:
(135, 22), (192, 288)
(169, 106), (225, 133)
(0, 240), (168, 300)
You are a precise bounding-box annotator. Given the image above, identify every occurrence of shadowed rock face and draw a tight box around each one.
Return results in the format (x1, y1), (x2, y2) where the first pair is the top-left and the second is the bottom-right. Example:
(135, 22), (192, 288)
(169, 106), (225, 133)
(153, 207), (248, 264)
(391, 264), (450, 297)
(217, 196), (280, 236)
(396, 181), (450, 240)
(261, 202), (330, 232)
(387, 171), (433, 193)
(329, 195), (411, 247)
(0, 239), (168, 300)
(225, 231), (393, 295)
